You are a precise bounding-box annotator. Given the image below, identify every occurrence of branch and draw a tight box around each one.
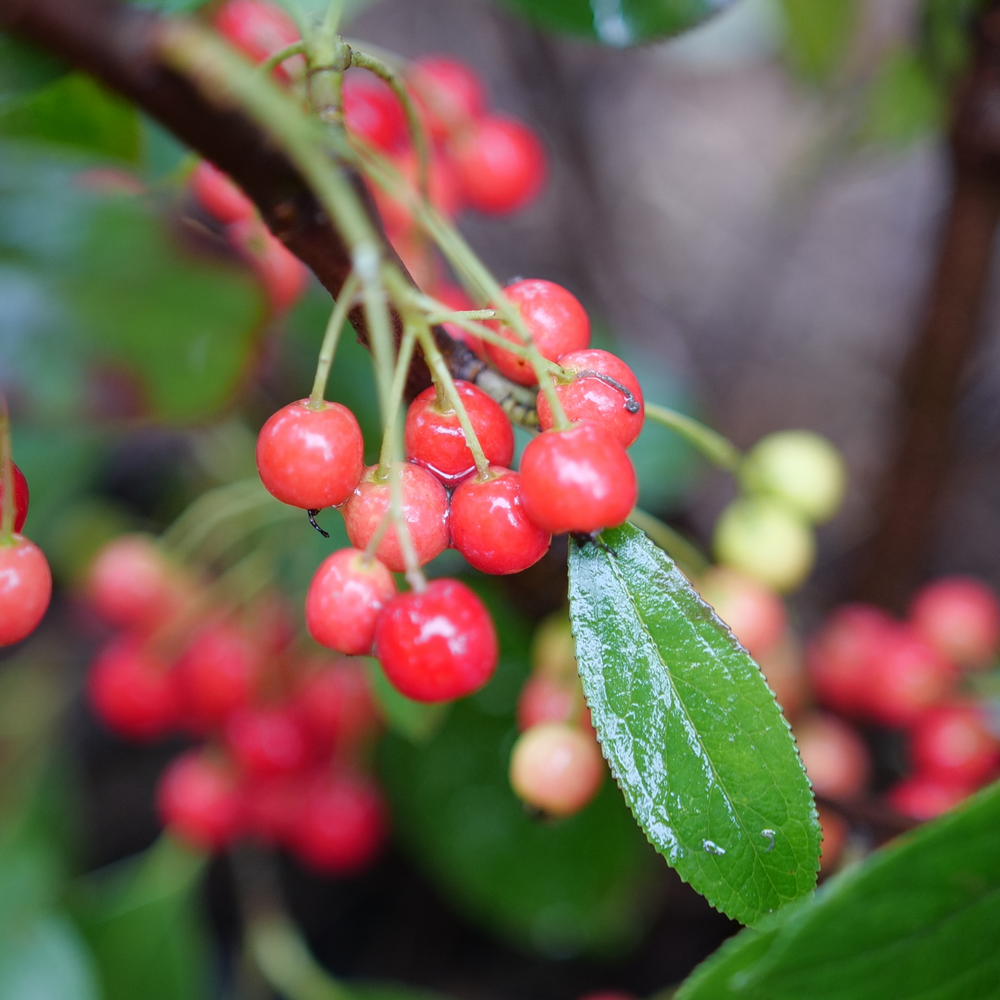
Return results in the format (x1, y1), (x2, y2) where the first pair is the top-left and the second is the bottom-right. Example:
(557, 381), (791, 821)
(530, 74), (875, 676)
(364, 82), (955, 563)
(0, 0), (484, 399)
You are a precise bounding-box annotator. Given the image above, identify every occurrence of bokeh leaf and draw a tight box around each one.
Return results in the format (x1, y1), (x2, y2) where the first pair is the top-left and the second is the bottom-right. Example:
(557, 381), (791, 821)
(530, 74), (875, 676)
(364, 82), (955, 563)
(0, 914), (100, 1000)
(776, 0), (860, 83)
(676, 780), (1000, 1000)
(863, 50), (944, 147)
(568, 523), (820, 927)
(493, 0), (740, 46)
(0, 34), (66, 112)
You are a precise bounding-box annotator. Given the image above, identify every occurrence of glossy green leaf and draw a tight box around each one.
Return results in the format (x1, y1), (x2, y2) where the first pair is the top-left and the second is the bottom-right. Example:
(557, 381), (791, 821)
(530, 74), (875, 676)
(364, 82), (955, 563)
(776, 0), (860, 83)
(380, 584), (657, 957)
(493, 0), (740, 46)
(677, 781), (1000, 1000)
(568, 523), (820, 927)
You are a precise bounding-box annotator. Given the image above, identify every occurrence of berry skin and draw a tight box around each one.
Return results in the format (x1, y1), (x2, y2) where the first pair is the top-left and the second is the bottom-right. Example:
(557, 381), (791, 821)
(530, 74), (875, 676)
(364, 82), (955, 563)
(743, 430), (846, 524)
(910, 576), (1000, 669)
(294, 657), (382, 753)
(190, 161), (256, 225)
(404, 382), (514, 487)
(0, 536), (52, 647)
(342, 463), (450, 573)
(174, 621), (260, 732)
(291, 771), (386, 874)
(517, 674), (587, 731)
(0, 462), (29, 533)
(713, 497), (815, 594)
(343, 70), (407, 153)
(537, 350), (645, 449)
(454, 116), (547, 216)
(509, 722), (604, 817)
(451, 469), (551, 574)
(409, 56), (487, 140)
(85, 534), (187, 633)
(865, 626), (956, 727)
(306, 548), (397, 655)
(887, 773), (972, 821)
(225, 706), (309, 779)
(256, 400), (364, 511)
(229, 219), (309, 312)
(212, 0), (301, 80)
(697, 566), (787, 660)
(487, 279), (590, 386)
(794, 712), (870, 801)
(374, 579), (498, 702)
(157, 751), (242, 851)
(87, 636), (178, 740)
(910, 703), (1000, 785)
(519, 423), (637, 535)
(241, 772), (307, 845)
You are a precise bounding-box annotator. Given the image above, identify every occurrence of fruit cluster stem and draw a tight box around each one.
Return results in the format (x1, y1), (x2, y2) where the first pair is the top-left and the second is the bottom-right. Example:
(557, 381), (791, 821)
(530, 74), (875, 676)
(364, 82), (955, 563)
(309, 271), (359, 406)
(644, 403), (742, 472)
(0, 400), (15, 545)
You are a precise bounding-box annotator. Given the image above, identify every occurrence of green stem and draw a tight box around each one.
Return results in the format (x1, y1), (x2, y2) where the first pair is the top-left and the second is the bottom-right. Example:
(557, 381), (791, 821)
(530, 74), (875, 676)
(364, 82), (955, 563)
(0, 399), (14, 544)
(644, 403), (742, 471)
(309, 271), (359, 405)
(628, 507), (709, 579)
(249, 914), (351, 1000)
(376, 323), (417, 473)
(258, 41), (306, 76)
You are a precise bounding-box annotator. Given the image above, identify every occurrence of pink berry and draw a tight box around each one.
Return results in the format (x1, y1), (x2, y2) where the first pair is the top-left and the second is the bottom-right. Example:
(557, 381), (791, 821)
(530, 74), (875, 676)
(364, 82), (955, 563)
(212, 0), (301, 81)
(256, 400), (365, 511)
(509, 722), (604, 817)
(229, 219), (309, 312)
(794, 712), (870, 801)
(450, 469), (551, 575)
(818, 805), (849, 870)
(520, 423), (637, 535)
(487, 279), (590, 386)
(241, 771), (307, 845)
(404, 381), (514, 487)
(294, 657), (382, 753)
(341, 463), (450, 573)
(910, 703), (1000, 785)
(343, 70), (407, 152)
(306, 548), (397, 655)
(374, 579), (498, 702)
(157, 751), (242, 851)
(0, 536), (52, 647)
(190, 161), (256, 225)
(409, 56), (487, 140)
(537, 349), (645, 448)
(697, 567), (787, 660)
(887, 773), (973, 821)
(516, 675), (583, 731)
(225, 706), (309, 779)
(910, 576), (1000, 669)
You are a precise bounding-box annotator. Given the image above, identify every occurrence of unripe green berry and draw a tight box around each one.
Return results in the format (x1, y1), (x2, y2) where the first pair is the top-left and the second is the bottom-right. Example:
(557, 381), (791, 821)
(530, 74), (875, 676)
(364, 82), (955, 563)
(713, 497), (815, 593)
(742, 430), (846, 524)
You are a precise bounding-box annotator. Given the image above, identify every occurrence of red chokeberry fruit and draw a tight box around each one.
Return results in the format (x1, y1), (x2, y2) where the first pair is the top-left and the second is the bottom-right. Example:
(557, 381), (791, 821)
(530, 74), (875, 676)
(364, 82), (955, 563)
(509, 721), (604, 817)
(487, 279), (590, 386)
(256, 399), (364, 511)
(306, 548), (397, 655)
(520, 423), (637, 535)
(910, 703), (1000, 785)
(190, 161), (256, 225)
(910, 576), (1000, 669)
(0, 462), (29, 534)
(225, 706), (309, 779)
(0, 536), (52, 647)
(374, 578), (498, 702)
(229, 219), (309, 312)
(454, 116), (547, 216)
(344, 70), (407, 153)
(887, 773), (973, 822)
(409, 56), (487, 140)
(241, 772), (307, 845)
(292, 771), (386, 874)
(87, 636), (178, 740)
(697, 566), (787, 661)
(537, 349), (645, 448)
(157, 751), (242, 851)
(451, 469), (551, 574)
(794, 712), (870, 802)
(212, 0), (301, 81)
(294, 657), (382, 753)
(517, 674), (585, 731)
(342, 463), (450, 573)
(404, 381), (514, 487)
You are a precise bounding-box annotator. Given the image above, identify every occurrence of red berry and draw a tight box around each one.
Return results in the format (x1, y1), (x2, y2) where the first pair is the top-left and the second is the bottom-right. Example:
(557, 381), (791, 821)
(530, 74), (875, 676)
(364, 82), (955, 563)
(865, 625), (956, 727)
(87, 636), (178, 740)
(807, 604), (897, 715)
(0, 462), (29, 534)
(697, 567), (787, 660)
(794, 712), (870, 801)
(229, 219), (309, 312)
(190, 161), (256, 225)
(84, 534), (188, 633)
(519, 423), (637, 535)
(453, 116), (547, 216)
(241, 772), (307, 845)
(887, 773), (973, 821)
(256, 400), (364, 511)
(292, 771), (386, 874)
(306, 548), (397, 655)
(372, 149), (465, 234)
(537, 349), (645, 448)
(910, 703), (1000, 785)
(486, 279), (589, 386)
(374, 579), (498, 702)
(0, 536), (52, 647)
(910, 576), (1000, 669)
(404, 381), (514, 487)
(294, 657), (382, 753)
(174, 621), (259, 732)
(409, 56), (487, 140)
(157, 751), (242, 851)
(212, 0), (301, 81)
(509, 722), (604, 817)
(517, 674), (583, 731)
(225, 706), (309, 779)
(451, 469), (551, 574)
(342, 463), (450, 573)
(343, 70), (407, 153)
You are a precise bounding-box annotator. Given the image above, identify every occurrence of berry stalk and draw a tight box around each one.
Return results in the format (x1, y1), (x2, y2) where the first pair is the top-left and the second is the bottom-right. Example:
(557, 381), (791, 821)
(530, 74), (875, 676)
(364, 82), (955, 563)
(644, 403), (742, 472)
(309, 271), (360, 406)
(0, 400), (16, 545)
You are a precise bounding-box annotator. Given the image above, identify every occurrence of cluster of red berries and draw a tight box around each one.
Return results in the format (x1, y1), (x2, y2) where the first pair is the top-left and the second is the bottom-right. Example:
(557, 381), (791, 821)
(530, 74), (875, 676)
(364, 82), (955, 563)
(82, 534), (386, 872)
(0, 460), (52, 650)
(256, 277), (642, 703)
